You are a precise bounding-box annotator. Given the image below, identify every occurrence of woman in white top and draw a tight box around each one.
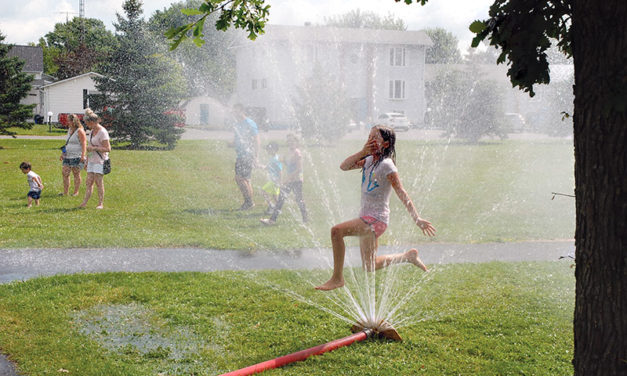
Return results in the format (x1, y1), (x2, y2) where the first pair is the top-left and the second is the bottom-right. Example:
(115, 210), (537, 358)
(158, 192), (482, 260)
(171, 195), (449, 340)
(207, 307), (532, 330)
(59, 114), (87, 196)
(79, 108), (111, 209)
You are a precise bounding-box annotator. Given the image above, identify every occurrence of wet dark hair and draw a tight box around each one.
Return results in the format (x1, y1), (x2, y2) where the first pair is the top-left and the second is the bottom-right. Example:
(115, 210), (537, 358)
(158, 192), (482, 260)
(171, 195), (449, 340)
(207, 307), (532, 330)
(19, 161), (31, 170)
(373, 125), (396, 165)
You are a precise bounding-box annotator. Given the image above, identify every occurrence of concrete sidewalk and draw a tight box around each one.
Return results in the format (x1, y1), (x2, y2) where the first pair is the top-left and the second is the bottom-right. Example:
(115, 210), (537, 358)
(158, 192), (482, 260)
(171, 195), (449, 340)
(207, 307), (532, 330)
(0, 241), (574, 284)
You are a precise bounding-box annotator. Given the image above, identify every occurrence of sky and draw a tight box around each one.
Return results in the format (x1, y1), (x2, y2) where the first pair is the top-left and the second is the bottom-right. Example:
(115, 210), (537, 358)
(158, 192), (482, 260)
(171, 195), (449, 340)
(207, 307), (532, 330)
(0, 0), (493, 51)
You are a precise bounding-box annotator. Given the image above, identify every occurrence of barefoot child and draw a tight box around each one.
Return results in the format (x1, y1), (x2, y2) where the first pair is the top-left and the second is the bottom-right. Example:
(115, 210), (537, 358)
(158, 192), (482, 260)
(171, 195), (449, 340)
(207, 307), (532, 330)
(20, 162), (44, 208)
(315, 125), (436, 291)
(261, 142), (282, 214)
(260, 133), (308, 225)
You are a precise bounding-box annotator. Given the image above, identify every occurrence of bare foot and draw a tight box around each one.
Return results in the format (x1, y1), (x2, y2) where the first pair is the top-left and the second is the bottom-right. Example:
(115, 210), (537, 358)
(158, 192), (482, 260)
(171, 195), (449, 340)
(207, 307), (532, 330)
(78, 203), (87, 208)
(406, 249), (429, 272)
(315, 278), (345, 291)
(71, 192), (79, 196)
(96, 205), (104, 209)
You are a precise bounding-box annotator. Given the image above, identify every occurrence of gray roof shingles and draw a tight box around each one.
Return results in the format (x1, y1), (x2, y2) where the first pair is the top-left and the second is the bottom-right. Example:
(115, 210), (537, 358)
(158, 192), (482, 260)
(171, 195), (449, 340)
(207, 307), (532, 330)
(7, 45), (44, 73)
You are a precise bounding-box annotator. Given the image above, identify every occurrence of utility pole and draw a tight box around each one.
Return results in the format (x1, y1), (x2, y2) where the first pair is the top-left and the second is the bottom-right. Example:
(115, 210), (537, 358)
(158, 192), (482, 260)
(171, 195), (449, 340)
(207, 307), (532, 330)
(79, 0), (85, 43)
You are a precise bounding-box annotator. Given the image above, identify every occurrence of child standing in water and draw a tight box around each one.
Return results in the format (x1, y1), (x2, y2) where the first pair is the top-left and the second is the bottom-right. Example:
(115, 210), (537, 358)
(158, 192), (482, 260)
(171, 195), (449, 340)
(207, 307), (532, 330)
(316, 125), (436, 291)
(20, 161), (44, 208)
(260, 133), (308, 224)
(261, 142), (282, 214)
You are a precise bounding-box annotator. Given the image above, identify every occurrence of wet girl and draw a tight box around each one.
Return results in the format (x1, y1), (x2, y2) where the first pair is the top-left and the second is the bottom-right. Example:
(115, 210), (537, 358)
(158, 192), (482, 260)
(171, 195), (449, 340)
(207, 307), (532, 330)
(316, 125), (436, 291)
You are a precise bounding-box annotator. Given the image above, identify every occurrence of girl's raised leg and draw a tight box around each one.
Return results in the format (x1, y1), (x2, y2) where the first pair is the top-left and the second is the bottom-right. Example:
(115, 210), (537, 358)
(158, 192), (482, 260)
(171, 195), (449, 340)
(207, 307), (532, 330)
(375, 248), (428, 272)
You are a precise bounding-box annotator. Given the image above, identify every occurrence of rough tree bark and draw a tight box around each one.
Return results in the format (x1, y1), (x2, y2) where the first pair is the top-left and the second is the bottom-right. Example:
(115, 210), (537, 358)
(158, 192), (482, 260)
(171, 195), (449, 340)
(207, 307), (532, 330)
(572, 1), (627, 375)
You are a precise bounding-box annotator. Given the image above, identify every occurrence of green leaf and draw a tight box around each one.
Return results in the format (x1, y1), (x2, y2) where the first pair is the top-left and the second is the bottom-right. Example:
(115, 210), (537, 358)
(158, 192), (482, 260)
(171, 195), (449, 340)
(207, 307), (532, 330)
(181, 8), (204, 16)
(469, 20), (486, 33)
(471, 35), (482, 48)
(192, 37), (205, 47)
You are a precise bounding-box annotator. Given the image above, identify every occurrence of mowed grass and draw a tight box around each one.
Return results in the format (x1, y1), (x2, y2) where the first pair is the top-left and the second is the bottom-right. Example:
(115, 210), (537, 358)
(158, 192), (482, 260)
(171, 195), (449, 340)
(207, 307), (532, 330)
(5, 123), (68, 136)
(0, 138), (574, 249)
(0, 261), (574, 375)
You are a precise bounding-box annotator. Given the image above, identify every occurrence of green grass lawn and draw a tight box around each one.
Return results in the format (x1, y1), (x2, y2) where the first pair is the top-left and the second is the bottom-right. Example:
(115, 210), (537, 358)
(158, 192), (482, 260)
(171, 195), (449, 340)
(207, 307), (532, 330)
(0, 138), (574, 249)
(5, 123), (68, 136)
(0, 261), (574, 375)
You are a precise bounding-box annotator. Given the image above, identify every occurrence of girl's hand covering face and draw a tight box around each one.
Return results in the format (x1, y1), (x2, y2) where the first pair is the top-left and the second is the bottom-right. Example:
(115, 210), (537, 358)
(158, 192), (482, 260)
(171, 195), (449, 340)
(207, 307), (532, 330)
(366, 137), (378, 155)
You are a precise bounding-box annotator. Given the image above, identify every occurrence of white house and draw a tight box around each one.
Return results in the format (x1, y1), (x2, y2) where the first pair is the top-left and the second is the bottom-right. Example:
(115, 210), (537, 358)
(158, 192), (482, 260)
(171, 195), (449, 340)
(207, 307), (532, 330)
(181, 95), (232, 127)
(234, 25), (433, 128)
(40, 72), (103, 122)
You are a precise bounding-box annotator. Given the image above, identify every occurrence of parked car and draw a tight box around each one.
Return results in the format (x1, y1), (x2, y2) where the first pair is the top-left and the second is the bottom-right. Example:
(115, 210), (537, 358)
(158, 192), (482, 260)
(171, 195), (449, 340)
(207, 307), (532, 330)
(347, 119), (364, 132)
(376, 112), (410, 132)
(58, 113), (84, 128)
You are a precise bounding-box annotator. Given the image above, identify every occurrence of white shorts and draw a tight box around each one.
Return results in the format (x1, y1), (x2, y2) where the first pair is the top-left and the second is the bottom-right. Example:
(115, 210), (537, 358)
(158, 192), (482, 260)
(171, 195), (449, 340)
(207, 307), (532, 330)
(86, 162), (104, 175)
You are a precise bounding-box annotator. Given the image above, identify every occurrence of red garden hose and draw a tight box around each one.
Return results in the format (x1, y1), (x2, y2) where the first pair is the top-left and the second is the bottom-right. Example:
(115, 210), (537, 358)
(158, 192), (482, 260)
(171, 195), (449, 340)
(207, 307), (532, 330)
(219, 329), (374, 376)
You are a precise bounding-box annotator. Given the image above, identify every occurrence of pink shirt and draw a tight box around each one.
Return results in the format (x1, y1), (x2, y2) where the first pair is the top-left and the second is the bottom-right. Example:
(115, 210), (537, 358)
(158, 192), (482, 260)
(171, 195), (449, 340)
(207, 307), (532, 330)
(88, 127), (110, 164)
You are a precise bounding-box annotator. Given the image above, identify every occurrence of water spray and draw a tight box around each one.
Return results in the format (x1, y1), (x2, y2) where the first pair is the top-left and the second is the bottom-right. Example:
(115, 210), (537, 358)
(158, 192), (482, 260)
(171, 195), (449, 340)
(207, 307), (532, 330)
(219, 322), (401, 375)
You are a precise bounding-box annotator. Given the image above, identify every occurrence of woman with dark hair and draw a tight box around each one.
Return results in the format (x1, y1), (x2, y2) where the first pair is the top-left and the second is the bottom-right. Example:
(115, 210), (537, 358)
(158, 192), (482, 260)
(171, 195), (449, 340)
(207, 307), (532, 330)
(316, 125), (436, 291)
(59, 114), (87, 196)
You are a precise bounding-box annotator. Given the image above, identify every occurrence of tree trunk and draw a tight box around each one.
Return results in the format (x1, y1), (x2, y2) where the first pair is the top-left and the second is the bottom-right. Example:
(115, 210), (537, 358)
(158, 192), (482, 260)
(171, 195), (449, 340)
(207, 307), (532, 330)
(571, 1), (627, 375)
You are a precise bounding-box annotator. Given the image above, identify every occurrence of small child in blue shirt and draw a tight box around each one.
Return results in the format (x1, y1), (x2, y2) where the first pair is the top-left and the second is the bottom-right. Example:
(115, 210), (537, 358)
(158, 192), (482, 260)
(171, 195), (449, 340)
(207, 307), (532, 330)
(20, 161), (44, 207)
(261, 142), (282, 214)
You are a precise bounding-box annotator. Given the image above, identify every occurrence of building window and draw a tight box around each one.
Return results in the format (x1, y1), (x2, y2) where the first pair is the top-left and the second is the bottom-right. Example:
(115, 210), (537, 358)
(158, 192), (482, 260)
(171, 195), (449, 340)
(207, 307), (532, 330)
(389, 80), (406, 100)
(389, 47), (406, 66)
(252, 79), (258, 90)
(261, 78), (267, 89)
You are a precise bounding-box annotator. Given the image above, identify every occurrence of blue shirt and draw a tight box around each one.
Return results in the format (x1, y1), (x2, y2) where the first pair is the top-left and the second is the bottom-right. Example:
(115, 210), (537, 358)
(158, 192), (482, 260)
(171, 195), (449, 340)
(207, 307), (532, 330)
(267, 154), (282, 184)
(234, 117), (258, 157)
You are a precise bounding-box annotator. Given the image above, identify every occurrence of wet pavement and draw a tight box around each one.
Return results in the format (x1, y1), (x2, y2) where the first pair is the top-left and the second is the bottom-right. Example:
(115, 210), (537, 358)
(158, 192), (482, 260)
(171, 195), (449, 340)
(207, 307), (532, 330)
(0, 241), (574, 284)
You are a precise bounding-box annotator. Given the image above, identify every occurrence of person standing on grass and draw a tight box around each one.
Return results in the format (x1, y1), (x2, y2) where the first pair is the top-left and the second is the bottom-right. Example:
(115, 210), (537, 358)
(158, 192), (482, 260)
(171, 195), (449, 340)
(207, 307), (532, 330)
(260, 133), (308, 225)
(59, 114), (87, 196)
(79, 108), (110, 210)
(232, 104), (259, 210)
(260, 141), (282, 214)
(20, 161), (43, 208)
(315, 125), (436, 291)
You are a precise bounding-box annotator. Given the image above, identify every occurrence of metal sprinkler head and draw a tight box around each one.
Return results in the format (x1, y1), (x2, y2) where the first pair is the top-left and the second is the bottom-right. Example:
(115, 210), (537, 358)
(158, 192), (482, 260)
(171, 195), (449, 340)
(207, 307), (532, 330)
(350, 319), (402, 341)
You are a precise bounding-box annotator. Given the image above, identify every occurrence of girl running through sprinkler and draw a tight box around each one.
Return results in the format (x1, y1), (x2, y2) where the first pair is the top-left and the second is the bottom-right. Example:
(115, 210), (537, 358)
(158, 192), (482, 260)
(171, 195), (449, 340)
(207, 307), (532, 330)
(316, 125), (436, 291)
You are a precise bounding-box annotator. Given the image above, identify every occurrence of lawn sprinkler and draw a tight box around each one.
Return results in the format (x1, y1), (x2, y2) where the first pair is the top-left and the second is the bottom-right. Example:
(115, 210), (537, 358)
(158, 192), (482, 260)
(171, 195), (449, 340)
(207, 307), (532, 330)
(219, 321), (402, 376)
(351, 319), (403, 341)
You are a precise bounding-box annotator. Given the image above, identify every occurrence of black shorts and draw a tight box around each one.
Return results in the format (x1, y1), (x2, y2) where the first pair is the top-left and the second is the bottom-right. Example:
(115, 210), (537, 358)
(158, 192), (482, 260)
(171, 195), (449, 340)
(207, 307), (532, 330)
(27, 190), (41, 199)
(235, 155), (254, 179)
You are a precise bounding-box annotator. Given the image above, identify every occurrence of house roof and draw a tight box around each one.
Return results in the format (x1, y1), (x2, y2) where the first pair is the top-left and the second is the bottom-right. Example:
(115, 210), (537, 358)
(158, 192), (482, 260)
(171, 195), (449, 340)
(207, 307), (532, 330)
(253, 25), (433, 46)
(7, 45), (44, 73)
(41, 72), (104, 89)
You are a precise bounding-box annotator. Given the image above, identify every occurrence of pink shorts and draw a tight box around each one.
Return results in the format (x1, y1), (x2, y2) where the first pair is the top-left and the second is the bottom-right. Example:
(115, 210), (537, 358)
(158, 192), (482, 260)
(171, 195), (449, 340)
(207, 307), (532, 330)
(360, 216), (388, 238)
